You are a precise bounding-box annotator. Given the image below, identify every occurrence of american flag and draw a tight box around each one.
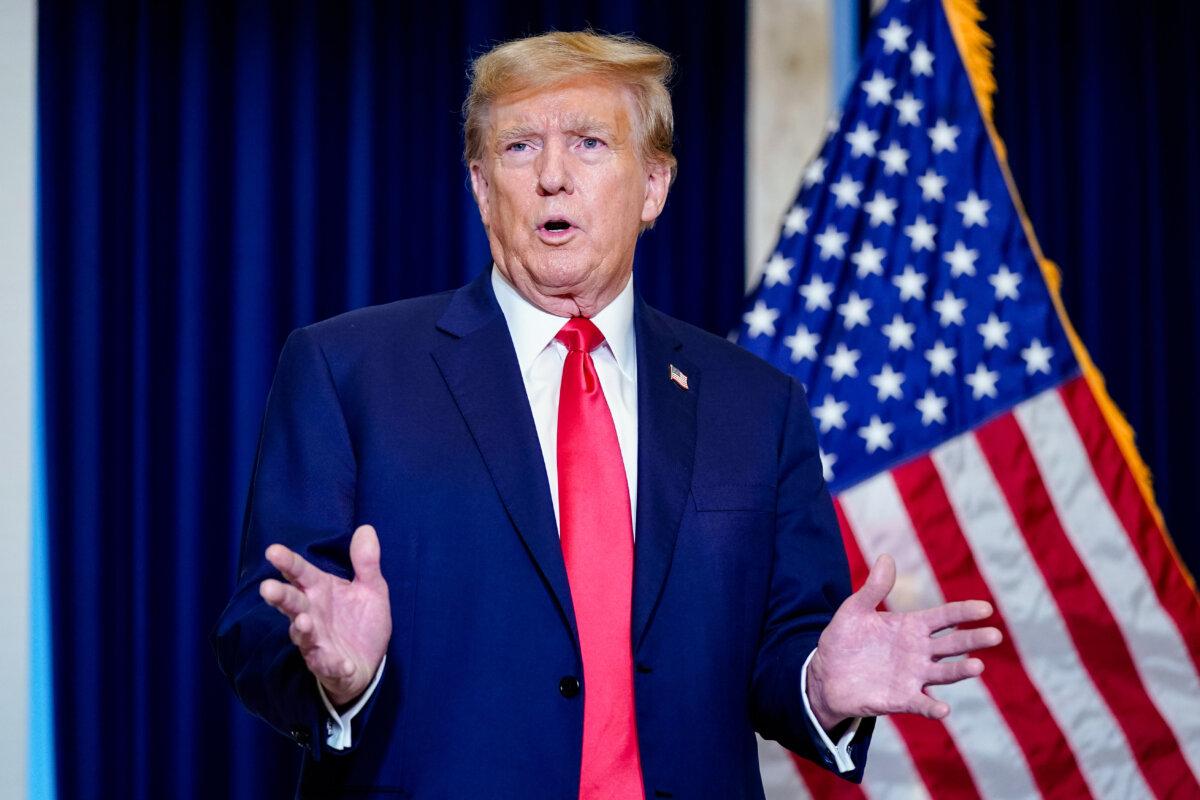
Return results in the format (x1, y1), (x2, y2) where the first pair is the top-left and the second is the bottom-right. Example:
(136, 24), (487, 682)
(737, 1), (1200, 797)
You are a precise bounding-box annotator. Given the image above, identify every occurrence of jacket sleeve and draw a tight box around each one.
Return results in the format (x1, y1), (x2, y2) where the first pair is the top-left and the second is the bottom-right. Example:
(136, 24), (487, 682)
(749, 377), (875, 783)
(211, 326), (380, 759)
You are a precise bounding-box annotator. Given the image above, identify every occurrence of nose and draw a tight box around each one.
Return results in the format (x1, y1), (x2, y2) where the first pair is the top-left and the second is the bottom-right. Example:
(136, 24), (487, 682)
(536, 140), (574, 196)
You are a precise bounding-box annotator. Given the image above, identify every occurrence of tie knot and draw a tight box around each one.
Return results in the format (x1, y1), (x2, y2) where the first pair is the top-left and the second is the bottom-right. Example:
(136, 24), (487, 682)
(555, 317), (606, 354)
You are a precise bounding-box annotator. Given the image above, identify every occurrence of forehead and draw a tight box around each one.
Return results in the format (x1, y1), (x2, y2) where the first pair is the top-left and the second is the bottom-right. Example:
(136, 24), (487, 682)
(486, 76), (635, 137)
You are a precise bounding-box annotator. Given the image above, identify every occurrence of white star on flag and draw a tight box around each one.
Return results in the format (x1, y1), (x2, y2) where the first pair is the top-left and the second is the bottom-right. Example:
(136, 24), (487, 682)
(989, 265), (1022, 300)
(917, 168), (947, 202)
(978, 313), (1012, 349)
(861, 70), (896, 106)
(892, 265), (928, 301)
(928, 118), (960, 153)
(783, 205), (810, 237)
(825, 343), (862, 381)
(881, 313), (916, 350)
(845, 122), (880, 158)
(799, 274), (835, 311)
(925, 340), (957, 375)
(819, 449), (836, 482)
(802, 157), (826, 187)
(761, 253), (794, 287)
(965, 362), (1000, 399)
(850, 242), (886, 278)
(878, 18), (911, 53)
(812, 395), (849, 433)
(943, 240), (979, 277)
(837, 292), (873, 329)
(933, 289), (967, 326)
(858, 415), (895, 453)
(742, 300), (779, 337)
(1021, 338), (1054, 374)
(814, 224), (849, 260)
(894, 92), (923, 126)
(910, 40), (934, 76)
(956, 190), (991, 227)
(863, 191), (898, 227)
(904, 215), (937, 251)
(915, 388), (948, 426)
(878, 141), (910, 176)
(869, 364), (906, 401)
(830, 174), (864, 208)
(782, 324), (820, 363)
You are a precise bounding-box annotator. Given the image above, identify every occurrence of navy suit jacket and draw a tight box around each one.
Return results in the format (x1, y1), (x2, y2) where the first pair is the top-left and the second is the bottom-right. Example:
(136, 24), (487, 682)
(214, 271), (874, 798)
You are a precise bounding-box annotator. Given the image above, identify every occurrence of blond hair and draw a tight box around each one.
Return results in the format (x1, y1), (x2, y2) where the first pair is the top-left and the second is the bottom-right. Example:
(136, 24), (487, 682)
(463, 30), (677, 183)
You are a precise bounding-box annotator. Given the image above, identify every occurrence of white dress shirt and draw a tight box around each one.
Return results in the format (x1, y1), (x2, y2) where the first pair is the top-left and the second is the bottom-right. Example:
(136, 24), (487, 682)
(319, 266), (859, 771)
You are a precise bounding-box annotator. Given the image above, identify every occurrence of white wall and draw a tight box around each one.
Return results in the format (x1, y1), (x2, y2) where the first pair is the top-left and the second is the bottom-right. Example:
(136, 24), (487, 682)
(0, 0), (34, 796)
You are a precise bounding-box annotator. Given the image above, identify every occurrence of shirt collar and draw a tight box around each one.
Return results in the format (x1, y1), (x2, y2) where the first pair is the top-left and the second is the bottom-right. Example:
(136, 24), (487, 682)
(491, 265), (637, 382)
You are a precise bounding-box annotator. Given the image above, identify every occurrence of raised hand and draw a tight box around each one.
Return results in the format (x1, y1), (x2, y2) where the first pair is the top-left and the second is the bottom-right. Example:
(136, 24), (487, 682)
(806, 554), (1002, 730)
(259, 524), (392, 707)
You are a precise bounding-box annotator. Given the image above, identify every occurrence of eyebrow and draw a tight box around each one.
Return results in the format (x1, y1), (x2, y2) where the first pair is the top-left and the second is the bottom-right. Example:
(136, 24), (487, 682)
(494, 115), (615, 144)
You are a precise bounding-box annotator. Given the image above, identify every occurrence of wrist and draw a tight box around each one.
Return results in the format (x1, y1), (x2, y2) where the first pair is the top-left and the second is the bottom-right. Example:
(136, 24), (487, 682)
(807, 649), (848, 732)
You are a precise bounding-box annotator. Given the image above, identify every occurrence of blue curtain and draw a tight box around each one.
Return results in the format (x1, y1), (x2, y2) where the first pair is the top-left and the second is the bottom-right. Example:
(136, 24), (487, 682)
(37, 1), (745, 797)
(980, 0), (1200, 575)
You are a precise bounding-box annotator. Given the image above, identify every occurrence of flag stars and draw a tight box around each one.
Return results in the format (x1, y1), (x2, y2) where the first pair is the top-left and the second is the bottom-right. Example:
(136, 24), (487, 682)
(917, 168), (948, 202)
(803, 157), (827, 188)
(904, 215), (938, 251)
(812, 395), (849, 433)
(838, 292), (874, 329)
(925, 340), (957, 376)
(893, 265), (928, 301)
(869, 364), (906, 402)
(965, 363), (1000, 400)
(956, 191), (991, 228)
(978, 313), (1011, 349)
(910, 40), (935, 76)
(881, 314), (916, 350)
(825, 343), (862, 381)
(846, 122), (881, 158)
(799, 274), (836, 311)
(944, 241), (980, 277)
(743, 300), (779, 338)
(861, 70), (896, 106)
(850, 241), (887, 278)
(878, 141), (910, 176)
(831, 174), (864, 208)
(879, 18), (912, 53)
(783, 324), (820, 363)
(814, 224), (849, 260)
(859, 415), (896, 453)
(864, 191), (898, 226)
(989, 265), (1022, 300)
(762, 252), (794, 287)
(915, 389), (948, 426)
(820, 449), (837, 482)
(783, 205), (810, 237)
(933, 290), (967, 326)
(895, 92), (923, 126)
(928, 118), (961, 154)
(1022, 339), (1054, 375)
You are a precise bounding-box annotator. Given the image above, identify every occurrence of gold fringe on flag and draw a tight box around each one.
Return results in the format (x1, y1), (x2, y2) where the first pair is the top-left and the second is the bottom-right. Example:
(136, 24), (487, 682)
(939, 0), (1192, 588)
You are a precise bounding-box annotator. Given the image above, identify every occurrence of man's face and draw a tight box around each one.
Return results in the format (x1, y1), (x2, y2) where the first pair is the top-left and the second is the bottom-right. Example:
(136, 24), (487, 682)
(469, 76), (671, 317)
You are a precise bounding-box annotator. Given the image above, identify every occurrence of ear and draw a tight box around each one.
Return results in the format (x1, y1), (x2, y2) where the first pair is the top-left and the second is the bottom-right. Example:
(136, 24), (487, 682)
(469, 160), (491, 228)
(640, 159), (672, 226)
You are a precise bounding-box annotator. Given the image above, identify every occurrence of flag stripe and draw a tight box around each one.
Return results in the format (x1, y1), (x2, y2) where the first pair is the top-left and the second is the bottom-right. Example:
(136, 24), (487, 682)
(836, 501), (983, 800)
(889, 454), (1095, 799)
(1058, 377), (1200, 673)
(1015, 385), (1200, 780)
(975, 408), (1199, 798)
(929, 433), (1156, 799)
(790, 752), (868, 800)
(838, 481), (1040, 799)
(758, 736), (813, 800)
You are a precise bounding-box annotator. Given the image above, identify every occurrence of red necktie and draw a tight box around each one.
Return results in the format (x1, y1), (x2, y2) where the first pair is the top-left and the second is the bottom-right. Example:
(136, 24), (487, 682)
(555, 317), (644, 800)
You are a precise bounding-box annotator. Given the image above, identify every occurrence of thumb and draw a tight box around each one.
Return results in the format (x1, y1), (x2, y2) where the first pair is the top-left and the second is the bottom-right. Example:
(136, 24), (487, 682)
(851, 553), (896, 611)
(349, 524), (384, 586)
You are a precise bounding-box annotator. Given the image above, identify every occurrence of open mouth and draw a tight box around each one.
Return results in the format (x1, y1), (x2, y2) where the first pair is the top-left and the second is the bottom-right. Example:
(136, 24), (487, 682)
(544, 219), (571, 232)
(538, 217), (577, 237)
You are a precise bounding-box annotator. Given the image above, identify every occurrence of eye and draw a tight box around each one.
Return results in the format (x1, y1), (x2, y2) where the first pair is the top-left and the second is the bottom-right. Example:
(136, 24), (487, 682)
(507, 142), (528, 153)
(581, 137), (602, 149)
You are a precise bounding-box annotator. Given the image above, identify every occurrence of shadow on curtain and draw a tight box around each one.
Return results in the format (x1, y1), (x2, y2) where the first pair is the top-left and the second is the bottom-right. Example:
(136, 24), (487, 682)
(37, 1), (745, 797)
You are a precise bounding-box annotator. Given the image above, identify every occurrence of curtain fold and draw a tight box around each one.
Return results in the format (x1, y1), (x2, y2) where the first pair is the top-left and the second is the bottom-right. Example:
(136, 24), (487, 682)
(37, 2), (745, 797)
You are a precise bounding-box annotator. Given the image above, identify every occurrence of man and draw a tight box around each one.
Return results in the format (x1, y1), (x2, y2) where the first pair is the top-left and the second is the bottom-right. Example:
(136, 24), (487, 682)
(214, 31), (1000, 799)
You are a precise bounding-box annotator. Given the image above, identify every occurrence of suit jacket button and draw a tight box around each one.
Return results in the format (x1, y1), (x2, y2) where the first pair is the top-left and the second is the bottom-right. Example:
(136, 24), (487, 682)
(559, 676), (581, 698)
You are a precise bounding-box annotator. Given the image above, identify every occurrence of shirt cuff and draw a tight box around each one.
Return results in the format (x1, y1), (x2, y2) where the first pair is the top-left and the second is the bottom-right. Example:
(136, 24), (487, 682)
(316, 656), (387, 750)
(800, 649), (863, 773)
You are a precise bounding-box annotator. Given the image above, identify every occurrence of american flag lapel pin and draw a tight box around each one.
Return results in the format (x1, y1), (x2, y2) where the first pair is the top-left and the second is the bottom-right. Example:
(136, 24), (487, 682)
(669, 363), (689, 390)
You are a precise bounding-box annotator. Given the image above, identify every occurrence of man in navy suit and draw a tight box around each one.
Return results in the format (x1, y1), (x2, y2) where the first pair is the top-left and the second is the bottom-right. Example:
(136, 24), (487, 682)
(214, 30), (1000, 799)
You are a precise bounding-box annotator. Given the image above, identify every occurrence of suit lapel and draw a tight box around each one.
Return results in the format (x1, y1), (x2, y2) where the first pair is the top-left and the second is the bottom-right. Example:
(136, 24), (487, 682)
(431, 273), (578, 645)
(632, 298), (698, 652)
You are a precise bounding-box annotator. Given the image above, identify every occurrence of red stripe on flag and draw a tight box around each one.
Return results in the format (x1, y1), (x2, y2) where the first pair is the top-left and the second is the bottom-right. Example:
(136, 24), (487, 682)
(1059, 376), (1200, 673)
(975, 412), (1199, 799)
(891, 455), (1093, 799)
(789, 752), (867, 800)
(835, 500), (983, 799)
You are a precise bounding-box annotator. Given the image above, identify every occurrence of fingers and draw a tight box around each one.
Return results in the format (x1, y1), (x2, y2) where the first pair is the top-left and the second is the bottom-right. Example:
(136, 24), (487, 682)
(926, 657), (985, 686)
(265, 544), (323, 590)
(349, 524), (384, 586)
(921, 599), (994, 634)
(259, 578), (309, 619)
(850, 554), (896, 611)
(908, 692), (951, 720)
(930, 626), (1003, 658)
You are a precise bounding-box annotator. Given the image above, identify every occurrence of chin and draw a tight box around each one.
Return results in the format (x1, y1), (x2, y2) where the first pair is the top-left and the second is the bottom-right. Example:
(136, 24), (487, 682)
(526, 252), (597, 291)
